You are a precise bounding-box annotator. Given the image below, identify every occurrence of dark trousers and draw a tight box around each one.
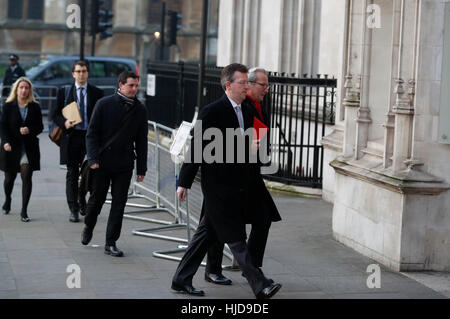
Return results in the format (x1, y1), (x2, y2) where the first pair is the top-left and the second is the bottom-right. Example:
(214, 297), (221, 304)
(172, 215), (271, 297)
(66, 130), (86, 213)
(84, 168), (133, 246)
(206, 219), (272, 273)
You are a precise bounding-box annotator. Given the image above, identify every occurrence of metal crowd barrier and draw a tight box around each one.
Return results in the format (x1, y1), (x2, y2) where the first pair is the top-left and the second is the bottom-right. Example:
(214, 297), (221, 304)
(119, 116), (234, 267)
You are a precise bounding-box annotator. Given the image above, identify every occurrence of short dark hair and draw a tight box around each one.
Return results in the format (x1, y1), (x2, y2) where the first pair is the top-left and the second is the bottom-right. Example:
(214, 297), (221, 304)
(72, 60), (89, 73)
(118, 71), (140, 85)
(220, 63), (248, 90)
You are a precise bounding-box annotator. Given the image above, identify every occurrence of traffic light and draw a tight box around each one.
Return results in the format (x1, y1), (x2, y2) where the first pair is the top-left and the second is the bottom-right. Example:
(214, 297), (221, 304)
(98, 8), (114, 39)
(90, 0), (114, 40)
(167, 10), (182, 46)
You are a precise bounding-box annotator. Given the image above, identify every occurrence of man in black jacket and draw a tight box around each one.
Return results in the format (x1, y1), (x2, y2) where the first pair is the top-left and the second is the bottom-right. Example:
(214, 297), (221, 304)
(81, 71), (148, 257)
(171, 63), (282, 299)
(2, 54), (26, 97)
(53, 60), (104, 222)
(205, 67), (281, 284)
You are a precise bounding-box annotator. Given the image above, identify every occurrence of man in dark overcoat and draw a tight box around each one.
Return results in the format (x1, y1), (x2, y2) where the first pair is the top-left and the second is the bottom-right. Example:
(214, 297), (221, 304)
(171, 63), (282, 299)
(2, 54), (26, 97)
(205, 67), (281, 284)
(53, 60), (103, 222)
(81, 71), (148, 257)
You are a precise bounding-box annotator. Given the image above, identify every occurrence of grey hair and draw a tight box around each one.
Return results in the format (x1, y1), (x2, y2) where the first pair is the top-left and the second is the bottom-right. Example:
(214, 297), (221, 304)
(248, 67), (267, 83)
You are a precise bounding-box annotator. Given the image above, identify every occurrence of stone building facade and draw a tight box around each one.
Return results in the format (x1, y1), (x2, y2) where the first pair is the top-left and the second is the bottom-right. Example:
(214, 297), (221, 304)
(0, 0), (219, 73)
(218, 0), (450, 272)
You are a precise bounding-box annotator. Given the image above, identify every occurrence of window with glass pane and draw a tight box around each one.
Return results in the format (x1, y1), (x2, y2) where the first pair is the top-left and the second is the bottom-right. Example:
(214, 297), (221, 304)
(28, 0), (43, 20)
(8, 0), (23, 19)
(49, 62), (72, 79)
(107, 62), (131, 77)
(90, 62), (106, 78)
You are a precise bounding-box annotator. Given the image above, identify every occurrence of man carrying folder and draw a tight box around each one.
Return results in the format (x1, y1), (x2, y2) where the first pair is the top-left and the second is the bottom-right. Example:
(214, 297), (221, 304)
(53, 60), (103, 222)
(205, 67), (281, 285)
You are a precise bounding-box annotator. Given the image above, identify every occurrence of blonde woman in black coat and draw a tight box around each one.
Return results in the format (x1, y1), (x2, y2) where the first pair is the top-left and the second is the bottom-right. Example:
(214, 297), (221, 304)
(0, 77), (43, 222)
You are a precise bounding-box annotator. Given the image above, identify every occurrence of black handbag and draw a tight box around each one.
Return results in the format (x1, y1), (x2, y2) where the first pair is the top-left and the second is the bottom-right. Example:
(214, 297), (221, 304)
(79, 104), (138, 194)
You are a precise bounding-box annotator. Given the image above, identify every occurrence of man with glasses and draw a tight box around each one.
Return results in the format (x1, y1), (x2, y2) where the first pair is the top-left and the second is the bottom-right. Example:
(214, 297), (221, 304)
(204, 67), (282, 288)
(171, 63), (282, 299)
(53, 60), (103, 222)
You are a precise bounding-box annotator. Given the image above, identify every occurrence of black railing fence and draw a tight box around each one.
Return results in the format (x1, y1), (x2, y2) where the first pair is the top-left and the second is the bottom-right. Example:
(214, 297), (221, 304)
(146, 62), (336, 188)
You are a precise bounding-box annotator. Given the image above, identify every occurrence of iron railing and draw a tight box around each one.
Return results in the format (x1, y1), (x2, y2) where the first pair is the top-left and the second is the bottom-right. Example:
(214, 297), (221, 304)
(147, 62), (337, 187)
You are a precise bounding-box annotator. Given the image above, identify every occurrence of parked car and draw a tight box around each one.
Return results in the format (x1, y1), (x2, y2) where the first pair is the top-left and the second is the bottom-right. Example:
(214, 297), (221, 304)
(24, 55), (139, 115)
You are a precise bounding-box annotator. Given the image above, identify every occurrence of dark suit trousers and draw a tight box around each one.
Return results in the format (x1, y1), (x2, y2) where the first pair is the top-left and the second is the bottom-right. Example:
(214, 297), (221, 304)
(207, 219), (272, 273)
(66, 130), (87, 213)
(172, 215), (271, 297)
(84, 168), (133, 246)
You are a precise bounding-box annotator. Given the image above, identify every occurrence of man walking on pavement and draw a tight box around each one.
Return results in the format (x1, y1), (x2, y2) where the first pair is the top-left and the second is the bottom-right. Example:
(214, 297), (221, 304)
(53, 60), (103, 222)
(171, 63), (282, 299)
(81, 71), (148, 257)
(2, 54), (26, 97)
(204, 67), (281, 285)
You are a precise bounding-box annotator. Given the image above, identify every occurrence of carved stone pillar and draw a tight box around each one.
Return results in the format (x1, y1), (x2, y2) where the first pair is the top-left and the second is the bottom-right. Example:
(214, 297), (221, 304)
(392, 79), (414, 172)
(342, 74), (360, 157)
(354, 105), (372, 160)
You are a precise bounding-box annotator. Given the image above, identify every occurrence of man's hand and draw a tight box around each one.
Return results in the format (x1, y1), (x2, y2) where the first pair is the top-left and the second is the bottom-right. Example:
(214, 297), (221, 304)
(177, 186), (187, 202)
(19, 127), (29, 135)
(65, 120), (74, 129)
(3, 143), (11, 152)
(136, 175), (144, 182)
(90, 163), (99, 169)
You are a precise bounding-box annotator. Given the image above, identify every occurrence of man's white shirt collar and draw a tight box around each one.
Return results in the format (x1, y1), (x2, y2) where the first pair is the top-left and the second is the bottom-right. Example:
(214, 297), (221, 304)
(227, 96), (241, 109)
(75, 83), (87, 91)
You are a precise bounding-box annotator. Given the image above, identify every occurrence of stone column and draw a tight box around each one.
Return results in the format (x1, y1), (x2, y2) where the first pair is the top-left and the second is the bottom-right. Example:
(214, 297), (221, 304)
(354, 0), (372, 160)
(383, 0), (401, 168)
(342, 74), (360, 157)
(392, 78), (414, 172)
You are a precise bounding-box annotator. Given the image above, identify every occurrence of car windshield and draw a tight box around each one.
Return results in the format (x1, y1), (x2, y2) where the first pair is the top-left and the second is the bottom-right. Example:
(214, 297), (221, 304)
(25, 58), (51, 77)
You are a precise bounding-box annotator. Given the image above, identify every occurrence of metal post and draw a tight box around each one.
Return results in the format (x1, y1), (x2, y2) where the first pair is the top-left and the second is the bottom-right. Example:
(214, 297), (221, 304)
(159, 2), (166, 61)
(90, 0), (98, 57)
(155, 123), (161, 208)
(80, 0), (86, 60)
(196, 0), (209, 109)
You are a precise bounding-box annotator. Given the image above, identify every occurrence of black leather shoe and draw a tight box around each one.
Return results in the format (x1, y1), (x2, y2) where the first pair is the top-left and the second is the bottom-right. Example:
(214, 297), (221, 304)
(256, 283), (282, 299)
(205, 272), (232, 285)
(104, 245), (124, 257)
(81, 227), (93, 246)
(69, 211), (79, 223)
(171, 281), (205, 296)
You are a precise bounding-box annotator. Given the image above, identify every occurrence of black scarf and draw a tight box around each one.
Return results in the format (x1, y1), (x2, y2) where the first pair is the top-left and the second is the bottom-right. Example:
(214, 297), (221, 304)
(116, 89), (137, 110)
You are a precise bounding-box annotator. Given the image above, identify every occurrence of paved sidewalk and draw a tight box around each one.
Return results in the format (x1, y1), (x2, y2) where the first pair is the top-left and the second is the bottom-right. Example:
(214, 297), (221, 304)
(0, 133), (448, 299)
